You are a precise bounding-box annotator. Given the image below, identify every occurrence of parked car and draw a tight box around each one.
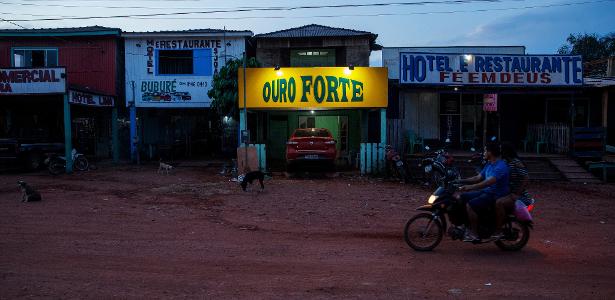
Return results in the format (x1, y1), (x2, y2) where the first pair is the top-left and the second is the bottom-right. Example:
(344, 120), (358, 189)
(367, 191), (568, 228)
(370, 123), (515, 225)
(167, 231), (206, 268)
(0, 138), (64, 171)
(286, 128), (337, 166)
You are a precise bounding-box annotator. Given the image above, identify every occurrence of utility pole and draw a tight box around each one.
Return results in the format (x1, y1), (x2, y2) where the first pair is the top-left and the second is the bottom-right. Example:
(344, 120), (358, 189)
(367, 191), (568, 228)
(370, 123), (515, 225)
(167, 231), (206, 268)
(242, 51), (249, 172)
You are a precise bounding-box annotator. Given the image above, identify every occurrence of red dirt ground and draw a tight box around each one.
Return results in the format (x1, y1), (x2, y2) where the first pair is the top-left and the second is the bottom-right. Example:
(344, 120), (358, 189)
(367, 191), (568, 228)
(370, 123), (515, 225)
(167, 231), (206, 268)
(1, 165), (615, 299)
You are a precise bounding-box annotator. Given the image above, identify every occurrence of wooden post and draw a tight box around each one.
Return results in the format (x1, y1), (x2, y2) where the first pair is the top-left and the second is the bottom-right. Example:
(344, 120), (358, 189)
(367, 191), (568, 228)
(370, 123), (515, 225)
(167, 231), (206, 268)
(111, 107), (119, 162)
(603, 89), (609, 128)
(63, 94), (73, 173)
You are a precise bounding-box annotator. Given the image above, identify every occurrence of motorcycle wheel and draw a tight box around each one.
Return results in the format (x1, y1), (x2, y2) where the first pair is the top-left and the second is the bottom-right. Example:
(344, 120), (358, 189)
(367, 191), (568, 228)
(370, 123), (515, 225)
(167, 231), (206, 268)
(48, 160), (64, 175)
(404, 213), (443, 251)
(495, 220), (530, 251)
(74, 156), (89, 171)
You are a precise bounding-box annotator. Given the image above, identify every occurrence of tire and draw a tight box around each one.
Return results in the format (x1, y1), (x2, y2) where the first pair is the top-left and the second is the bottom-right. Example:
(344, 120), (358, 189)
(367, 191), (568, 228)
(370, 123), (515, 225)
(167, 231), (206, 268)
(48, 160), (64, 175)
(74, 156), (89, 171)
(495, 220), (530, 251)
(404, 213), (444, 251)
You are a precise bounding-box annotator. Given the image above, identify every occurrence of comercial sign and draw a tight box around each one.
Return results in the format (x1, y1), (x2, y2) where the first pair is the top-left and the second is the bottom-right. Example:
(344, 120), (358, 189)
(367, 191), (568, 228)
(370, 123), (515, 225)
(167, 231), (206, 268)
(238, 67), (388, 109)
(483, 94), (498, 112)
(0, 67), (66, 94)
(399, 53), (583, 86)
(69, 90), (114, 107)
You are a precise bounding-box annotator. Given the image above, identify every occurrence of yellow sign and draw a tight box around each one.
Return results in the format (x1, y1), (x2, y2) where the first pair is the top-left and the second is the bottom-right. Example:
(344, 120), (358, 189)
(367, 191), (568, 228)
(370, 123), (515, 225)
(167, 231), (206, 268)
(238, 67), (388, 109)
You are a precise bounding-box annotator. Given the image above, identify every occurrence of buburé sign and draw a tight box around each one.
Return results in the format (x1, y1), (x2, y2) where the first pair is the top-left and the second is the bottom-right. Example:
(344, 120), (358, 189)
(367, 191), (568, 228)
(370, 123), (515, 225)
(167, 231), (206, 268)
(0, 67), (66, 94)
(69, 90), (114, 107)
(239, 67), (388, 109)
(399, 53), (583, 86)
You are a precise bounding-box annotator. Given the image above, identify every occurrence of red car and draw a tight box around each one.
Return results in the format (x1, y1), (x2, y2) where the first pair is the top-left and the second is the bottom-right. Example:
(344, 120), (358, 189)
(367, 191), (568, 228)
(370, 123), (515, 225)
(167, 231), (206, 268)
(286, 128), (337, 164)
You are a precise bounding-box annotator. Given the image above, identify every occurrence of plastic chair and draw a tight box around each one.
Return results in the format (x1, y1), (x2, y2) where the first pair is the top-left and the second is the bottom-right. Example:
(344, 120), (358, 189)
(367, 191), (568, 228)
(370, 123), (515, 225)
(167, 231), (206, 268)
(406, 130), (424, 154)
(522, 130), (535, 153)
(536, 140), (547, 154)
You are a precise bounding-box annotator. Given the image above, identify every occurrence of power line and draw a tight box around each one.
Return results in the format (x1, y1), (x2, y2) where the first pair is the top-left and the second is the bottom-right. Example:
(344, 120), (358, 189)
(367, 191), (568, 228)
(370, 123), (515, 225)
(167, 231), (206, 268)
(120, 0), (615, 20)
(3, 0), (520, 21)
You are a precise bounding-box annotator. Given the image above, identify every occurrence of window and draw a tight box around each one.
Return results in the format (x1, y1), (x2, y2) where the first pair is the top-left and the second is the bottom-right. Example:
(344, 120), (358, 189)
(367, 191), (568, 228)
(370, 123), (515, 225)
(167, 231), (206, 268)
(291, 49), (336, 67)
(156, 49), (213, 76)
(293, 128), (331, 138)
(12, 48), (58, 67)
(158, 50), (193, 75)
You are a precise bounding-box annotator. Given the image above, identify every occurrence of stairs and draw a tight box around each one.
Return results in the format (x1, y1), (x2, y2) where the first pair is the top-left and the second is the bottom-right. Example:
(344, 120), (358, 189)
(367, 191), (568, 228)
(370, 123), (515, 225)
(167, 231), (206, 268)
(548, 156), (602, 184)
(405, 154), (587, 182)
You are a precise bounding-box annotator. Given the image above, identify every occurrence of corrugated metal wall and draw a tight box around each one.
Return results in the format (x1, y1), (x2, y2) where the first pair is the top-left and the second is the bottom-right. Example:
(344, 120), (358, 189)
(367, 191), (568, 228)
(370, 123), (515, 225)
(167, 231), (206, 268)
(400, 91), (439, 139)
(0, 36), (118, 96)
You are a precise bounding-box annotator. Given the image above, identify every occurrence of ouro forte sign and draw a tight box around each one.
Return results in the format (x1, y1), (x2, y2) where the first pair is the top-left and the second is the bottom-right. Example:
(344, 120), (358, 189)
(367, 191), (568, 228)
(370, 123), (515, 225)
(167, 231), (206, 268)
(0, 67), (66, 94)
(399, 53), (583, 86)
(239, 67), (388, 109)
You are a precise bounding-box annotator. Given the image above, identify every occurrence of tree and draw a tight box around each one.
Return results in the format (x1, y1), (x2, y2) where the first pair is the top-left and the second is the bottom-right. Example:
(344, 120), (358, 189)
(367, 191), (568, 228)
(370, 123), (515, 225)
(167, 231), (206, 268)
(207, 57), (260, 120)
(558, 32), (615, 76)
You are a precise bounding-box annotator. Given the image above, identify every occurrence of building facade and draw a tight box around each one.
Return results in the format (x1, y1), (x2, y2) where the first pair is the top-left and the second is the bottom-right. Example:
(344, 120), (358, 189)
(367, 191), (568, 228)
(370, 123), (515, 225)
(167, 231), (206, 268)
(246, 25), (386, 171)
(384, 46), (609, 158)
(123, 29), (252, 161)
(0, 26), (123, 171)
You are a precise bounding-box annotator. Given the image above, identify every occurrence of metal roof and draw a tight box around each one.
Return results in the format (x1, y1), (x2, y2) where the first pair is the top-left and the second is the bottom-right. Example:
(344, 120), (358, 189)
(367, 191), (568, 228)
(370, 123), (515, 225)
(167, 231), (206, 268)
(255, 24), (376, 39)
(0, 26), (121, 37)
(584, 76), (615, 87)
(122, 29), (253, 38)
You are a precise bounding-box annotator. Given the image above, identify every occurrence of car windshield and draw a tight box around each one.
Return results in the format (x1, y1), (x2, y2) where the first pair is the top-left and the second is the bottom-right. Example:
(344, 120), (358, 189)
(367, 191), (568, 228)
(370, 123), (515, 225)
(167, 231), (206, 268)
(293, 128), (331, 138)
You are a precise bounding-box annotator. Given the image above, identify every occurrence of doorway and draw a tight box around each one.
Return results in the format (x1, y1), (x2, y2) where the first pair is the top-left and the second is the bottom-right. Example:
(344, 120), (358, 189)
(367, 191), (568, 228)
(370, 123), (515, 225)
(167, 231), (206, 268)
(298, 115), (349, 155)
(268, 115), (288, 162)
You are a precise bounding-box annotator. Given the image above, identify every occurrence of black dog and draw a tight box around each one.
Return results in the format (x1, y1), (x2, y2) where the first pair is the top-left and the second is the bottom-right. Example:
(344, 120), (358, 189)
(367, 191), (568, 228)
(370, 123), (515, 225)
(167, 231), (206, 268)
(240, 171), (271, 192)
(18, 181), (41, 202)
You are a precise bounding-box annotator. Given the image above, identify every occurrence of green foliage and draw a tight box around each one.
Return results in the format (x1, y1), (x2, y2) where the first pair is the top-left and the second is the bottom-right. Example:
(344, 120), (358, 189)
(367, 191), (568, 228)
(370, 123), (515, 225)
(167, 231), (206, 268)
(557, 32), (615, 61)
(207, 57), (260, 119)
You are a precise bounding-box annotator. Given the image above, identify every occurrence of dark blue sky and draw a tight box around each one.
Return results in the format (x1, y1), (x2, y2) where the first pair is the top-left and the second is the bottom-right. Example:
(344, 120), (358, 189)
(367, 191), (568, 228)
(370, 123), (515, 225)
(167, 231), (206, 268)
(1, 0), (613, 54)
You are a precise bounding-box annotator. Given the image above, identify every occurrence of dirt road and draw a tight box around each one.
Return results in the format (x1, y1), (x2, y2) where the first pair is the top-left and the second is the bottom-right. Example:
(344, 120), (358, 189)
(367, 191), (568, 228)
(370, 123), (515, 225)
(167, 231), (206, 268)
(1, 165), (614, 299)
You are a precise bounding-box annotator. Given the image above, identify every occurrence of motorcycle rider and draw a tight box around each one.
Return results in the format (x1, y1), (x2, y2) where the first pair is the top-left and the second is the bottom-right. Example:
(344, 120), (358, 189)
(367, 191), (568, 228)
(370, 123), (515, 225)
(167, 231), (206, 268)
(457, 142), (510, 242)
(493, 142), (531, 238)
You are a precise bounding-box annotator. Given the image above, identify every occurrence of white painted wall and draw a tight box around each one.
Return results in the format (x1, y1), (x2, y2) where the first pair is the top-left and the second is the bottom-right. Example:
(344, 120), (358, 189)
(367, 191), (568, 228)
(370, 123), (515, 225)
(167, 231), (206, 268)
(124, 34), (247, 108)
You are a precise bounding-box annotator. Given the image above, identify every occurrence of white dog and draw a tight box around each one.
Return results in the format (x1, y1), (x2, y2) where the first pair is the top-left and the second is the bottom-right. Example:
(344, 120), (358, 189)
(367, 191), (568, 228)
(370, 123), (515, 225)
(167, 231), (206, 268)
(158, 159), (173, 175)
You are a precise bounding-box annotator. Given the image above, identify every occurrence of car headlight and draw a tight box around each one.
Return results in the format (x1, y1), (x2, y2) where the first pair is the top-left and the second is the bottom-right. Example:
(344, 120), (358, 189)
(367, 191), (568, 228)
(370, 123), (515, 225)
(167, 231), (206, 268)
(428, 195), (438, 204)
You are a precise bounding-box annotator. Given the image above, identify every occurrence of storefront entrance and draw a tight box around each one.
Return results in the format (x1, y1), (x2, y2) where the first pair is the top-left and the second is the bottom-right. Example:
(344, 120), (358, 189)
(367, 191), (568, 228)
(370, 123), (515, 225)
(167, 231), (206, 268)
(238, 67), (389, 173)
(259, 110), (358, 170)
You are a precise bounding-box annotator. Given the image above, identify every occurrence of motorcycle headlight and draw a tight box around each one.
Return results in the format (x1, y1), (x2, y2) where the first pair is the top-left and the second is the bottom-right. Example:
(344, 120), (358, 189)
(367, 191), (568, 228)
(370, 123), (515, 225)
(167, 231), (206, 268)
(424, 165), (433, 173)
(428, 195), (439, 204)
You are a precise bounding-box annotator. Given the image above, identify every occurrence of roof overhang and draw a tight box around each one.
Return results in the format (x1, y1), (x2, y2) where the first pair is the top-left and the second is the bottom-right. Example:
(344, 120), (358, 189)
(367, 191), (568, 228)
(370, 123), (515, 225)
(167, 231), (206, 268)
(122, 31), (253, 38)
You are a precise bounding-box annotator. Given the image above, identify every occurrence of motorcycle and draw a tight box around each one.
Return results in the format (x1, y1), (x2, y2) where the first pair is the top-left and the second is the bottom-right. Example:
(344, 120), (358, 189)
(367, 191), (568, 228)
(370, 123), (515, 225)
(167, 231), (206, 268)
(44, 149), (89, 175)
(385, 145), (409, 183)
(403, 166), (535, 252)
(420, 140), (457, 187)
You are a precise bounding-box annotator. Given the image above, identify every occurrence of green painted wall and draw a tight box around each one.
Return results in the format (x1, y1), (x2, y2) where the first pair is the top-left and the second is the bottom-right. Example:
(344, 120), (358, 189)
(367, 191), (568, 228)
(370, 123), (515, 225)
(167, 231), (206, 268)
(261, 109), (361, 161)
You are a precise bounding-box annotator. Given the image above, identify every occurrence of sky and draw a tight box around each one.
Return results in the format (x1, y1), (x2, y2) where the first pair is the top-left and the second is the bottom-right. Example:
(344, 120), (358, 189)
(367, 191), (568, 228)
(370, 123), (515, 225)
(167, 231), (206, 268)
(1, 0), (614, 62)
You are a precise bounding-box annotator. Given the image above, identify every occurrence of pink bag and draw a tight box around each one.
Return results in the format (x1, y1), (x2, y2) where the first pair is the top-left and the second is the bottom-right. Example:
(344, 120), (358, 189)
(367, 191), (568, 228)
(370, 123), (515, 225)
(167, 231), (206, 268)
(514, 200), (533, 222)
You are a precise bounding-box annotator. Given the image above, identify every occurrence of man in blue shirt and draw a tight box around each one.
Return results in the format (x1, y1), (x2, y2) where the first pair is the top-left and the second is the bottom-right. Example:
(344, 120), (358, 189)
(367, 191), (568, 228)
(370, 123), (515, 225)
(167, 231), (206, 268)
(458, 142), (510, 242)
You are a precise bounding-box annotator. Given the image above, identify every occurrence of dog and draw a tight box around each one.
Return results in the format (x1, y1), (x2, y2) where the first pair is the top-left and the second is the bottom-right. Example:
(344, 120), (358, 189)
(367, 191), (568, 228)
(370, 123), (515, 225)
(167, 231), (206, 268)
(239, 171), (272, 192)
(158, 159), (173, 175)
(18, 181), (41, 202)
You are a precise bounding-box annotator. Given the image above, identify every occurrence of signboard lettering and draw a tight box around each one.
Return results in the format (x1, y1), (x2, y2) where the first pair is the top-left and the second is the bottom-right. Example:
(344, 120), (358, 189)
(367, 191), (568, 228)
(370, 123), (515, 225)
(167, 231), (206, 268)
(69, 90), (114, 107)
(399, 53), (583, 86)
(483, 94), (498, 112)
(239, 67), (387, 109)
(0, 67), (66, 95)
